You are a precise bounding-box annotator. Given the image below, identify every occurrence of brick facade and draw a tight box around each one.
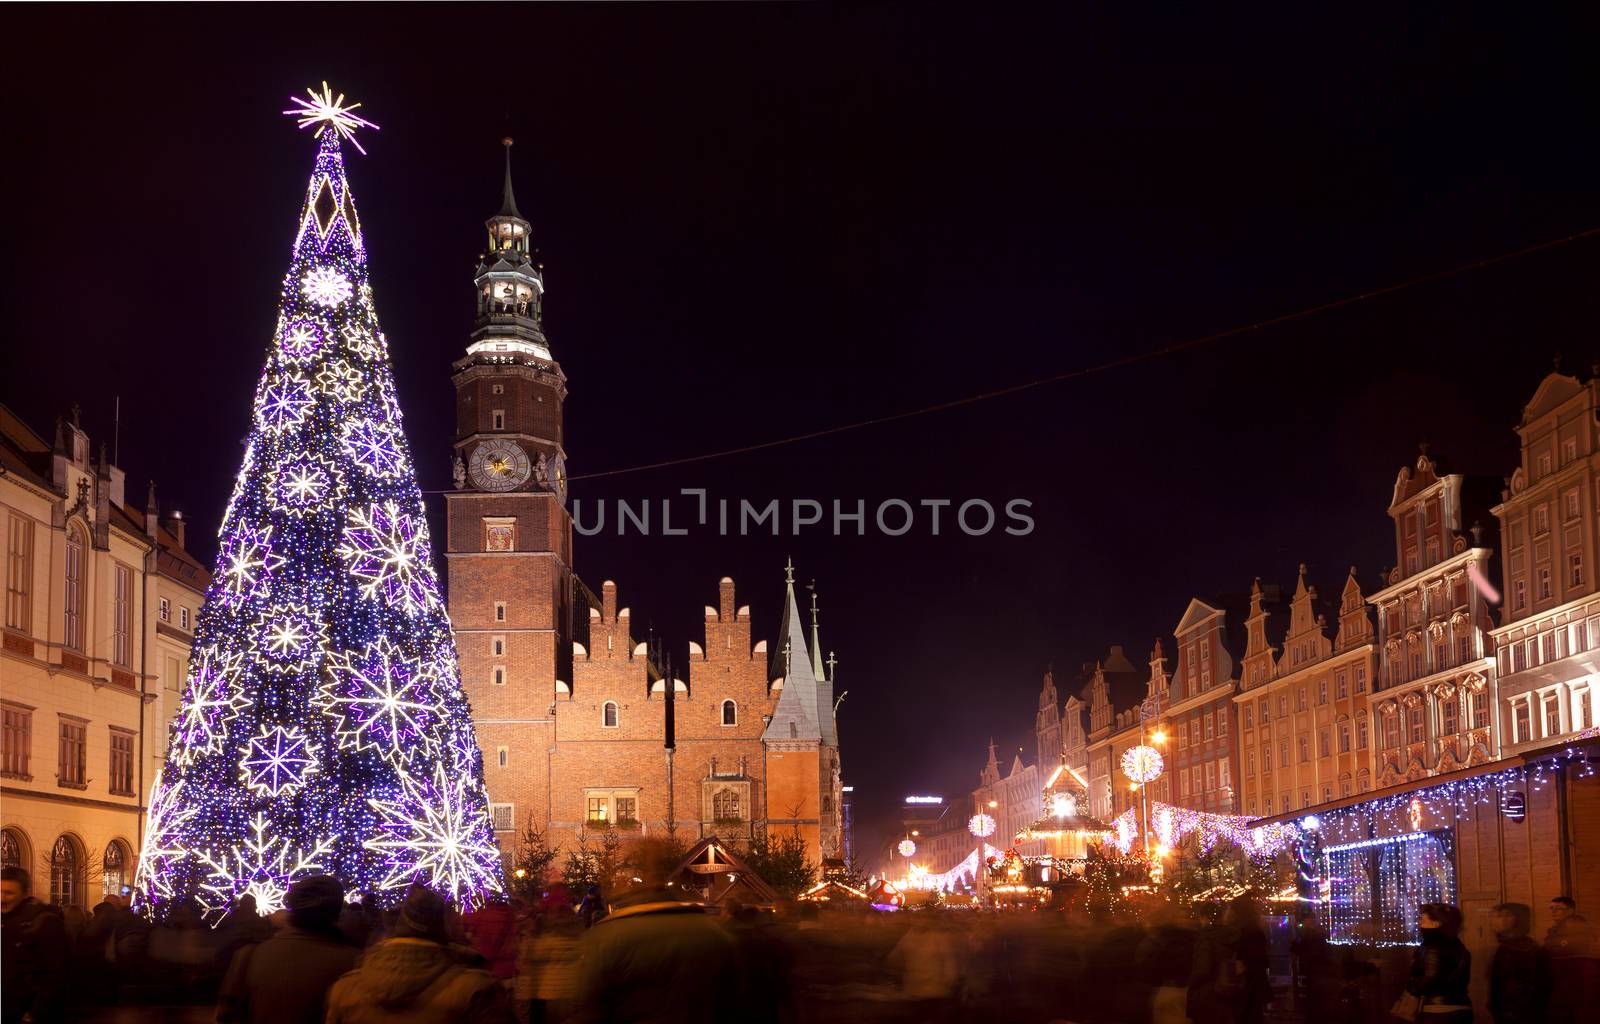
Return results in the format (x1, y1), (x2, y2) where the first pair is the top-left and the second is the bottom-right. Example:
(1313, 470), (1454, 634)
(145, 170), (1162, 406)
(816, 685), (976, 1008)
(444, 161), (839, 869)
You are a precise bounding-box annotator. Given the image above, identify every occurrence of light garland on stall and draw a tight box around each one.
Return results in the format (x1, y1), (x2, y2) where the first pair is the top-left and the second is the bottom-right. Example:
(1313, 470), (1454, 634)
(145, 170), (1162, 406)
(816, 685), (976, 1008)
(1106, 800), (1301, 859)
(131, 88), (502, 922)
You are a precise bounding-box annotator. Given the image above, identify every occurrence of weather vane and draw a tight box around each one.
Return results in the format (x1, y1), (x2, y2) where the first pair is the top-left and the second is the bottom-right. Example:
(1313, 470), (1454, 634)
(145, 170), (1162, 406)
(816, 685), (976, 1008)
(282, 81), (379, 155)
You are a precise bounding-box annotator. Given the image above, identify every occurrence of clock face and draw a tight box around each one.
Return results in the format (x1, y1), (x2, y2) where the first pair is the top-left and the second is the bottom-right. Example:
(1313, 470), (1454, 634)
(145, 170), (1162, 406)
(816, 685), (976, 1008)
(468, 439), (531, 492)
(546, 454), (568, 505)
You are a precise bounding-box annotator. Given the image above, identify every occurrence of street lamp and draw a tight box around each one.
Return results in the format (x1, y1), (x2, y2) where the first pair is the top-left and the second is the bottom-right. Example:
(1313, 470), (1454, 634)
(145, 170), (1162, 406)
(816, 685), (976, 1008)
(1121, 715), (1167, 864)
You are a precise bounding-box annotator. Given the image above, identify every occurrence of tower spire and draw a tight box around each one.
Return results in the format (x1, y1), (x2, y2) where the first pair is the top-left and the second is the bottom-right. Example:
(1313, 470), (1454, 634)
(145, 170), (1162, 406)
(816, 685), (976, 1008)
(498, 137), (523, 220)
(465, 139), (548, 362)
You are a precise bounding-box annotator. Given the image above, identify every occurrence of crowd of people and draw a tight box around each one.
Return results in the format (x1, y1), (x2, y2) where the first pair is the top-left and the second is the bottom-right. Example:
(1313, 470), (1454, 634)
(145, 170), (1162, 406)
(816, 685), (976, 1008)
(3, 857), (1598, 1024)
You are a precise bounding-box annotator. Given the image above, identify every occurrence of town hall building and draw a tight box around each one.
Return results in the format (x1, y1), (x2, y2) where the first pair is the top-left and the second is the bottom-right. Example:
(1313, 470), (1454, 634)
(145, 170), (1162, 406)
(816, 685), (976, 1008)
(443, 144), (844, 868)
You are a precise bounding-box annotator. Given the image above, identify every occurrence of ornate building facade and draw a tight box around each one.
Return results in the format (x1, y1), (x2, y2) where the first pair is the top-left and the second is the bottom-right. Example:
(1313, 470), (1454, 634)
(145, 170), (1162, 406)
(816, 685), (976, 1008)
(1491, 371), (1600, 751)
(1166, 600), (1240, 814)
(445, 146), (843, 867)
(1368, 451), (1499, 786)
(1235, 569), (1378, 816)
(1, 405), (207, 906)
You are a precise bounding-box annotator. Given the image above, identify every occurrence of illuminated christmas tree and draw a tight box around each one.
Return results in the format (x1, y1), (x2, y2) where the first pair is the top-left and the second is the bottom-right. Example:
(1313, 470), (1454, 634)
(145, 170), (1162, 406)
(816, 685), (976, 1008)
(133, 85), (502, 921)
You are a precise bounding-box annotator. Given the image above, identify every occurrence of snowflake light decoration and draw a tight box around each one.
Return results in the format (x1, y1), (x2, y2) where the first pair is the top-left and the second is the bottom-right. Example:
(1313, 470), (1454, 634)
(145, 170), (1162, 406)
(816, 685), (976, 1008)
(319, 638), (443, 763)
(131, 770), (199, 906)
(342, 325), (386, 363)
(968, 813), (997, 838)
(253, 604), (328, 673)
(171, 647), (251, 762)
(256, 371), (316, 435)
(196, 814), (335, 923)
(216, 524), (284, 607)
(1121, 744), (1165, 784)
(898, 839), (917, 857)
(282, 81), (379, 155)
(315, 359), (366, 404)
(240, 725), (319, 797)
(278, 320), (325, 364)
(340, 419), (406, 479)
(365, 761), (503, 908)
(303, 266), (354, 307)
(270, 455), (339, 513)
(339, 501), (439, 614)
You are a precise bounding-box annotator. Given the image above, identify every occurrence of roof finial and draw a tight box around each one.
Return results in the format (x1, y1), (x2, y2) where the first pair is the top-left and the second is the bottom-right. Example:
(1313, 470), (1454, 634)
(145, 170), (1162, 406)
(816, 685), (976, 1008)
(497, 137), (523, 219)
(784, 557), (795, 586)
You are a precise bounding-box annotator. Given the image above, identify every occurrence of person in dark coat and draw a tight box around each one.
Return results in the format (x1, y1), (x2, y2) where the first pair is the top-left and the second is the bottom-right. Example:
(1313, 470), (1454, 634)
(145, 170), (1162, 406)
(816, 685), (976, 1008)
(325, 885), (513, 1024)
(576, 886), (605, 930)
(1406, 904), (1472, 1024)
(1, 867), (67, 1024)
(1490, 903), (1551, 1024)
(1189, 898), (1270, 1024)
(570, 840), (740, 1024)
(215, 875), (360, 1024)
(1545, 897), (1597, 1024)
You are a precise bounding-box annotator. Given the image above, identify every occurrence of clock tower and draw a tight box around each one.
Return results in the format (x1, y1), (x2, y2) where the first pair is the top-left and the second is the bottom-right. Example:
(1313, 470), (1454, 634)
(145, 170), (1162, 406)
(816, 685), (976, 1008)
(446, 140), (572, 837)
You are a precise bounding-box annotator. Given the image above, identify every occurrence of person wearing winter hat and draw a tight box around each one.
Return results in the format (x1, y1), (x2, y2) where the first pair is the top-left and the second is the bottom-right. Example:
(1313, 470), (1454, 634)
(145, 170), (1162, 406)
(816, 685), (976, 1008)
(216, 875), (360, 1024)
(325, 886), (513, 1024)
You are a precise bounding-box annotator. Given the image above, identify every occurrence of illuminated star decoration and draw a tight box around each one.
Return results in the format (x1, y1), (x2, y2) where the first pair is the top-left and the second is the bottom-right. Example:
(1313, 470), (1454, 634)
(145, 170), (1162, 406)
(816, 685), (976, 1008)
(257, 371), (316, 433)
(240, 725), (319, 797)
(282, 81), (379, 155)
(315, 360), (365, 404)
(319, 638), (443, 763)
(339, 501), (440, 614)
(216, 524), (284, 607)
(340, 420), (406, 478)
(195, 813), (335, 923)
(272, 456), (337, 512)
(278, 320), (325, 363)
(303, 266), (353, 306)
(365, 761), (503, 908)
(171, 647), (252, 761)
(342, 325), (386, 363)
(254, 604), (328, 672)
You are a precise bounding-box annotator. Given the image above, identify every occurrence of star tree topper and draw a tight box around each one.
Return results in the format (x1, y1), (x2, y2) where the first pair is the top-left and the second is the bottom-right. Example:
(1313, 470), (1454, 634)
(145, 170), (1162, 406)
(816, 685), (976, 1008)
(283, 81), (379, 155)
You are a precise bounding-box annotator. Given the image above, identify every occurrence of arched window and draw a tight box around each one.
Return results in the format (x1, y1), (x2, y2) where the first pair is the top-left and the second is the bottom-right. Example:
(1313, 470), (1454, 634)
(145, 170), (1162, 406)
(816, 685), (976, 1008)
(602, 702), (618, 728)
(49, 834), (81, 907)
(101, 840), (129, 898)
(721, 700), (736, 727)
(63, 525), (85, 652)
(1, 827), (25, 871)
(712, 789), (740, 821)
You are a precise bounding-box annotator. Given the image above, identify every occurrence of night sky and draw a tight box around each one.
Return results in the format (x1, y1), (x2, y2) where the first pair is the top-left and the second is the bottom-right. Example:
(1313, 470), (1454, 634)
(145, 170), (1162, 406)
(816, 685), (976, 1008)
(5, 5), (1599, 862)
